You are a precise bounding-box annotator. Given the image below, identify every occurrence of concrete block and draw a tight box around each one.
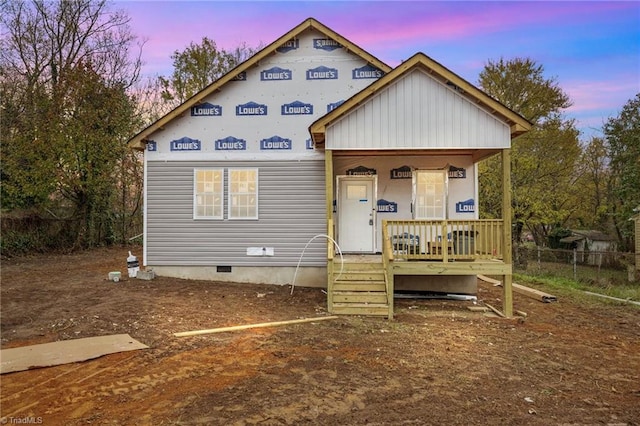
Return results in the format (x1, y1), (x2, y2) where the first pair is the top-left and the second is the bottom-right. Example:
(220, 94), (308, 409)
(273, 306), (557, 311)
(136, 270), (155, 280)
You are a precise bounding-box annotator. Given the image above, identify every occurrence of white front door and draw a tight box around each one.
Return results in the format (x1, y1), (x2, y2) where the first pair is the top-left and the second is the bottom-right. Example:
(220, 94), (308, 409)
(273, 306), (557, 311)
(337, 176), (376, 253)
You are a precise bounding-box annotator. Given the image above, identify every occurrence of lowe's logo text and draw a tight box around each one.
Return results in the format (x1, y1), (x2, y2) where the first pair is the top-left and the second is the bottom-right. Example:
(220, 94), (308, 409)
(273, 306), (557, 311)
(352, 64), (385, 79)
(276, 39), (299, 53)
(170, 137), (201, 151)
(260, 135), (292, 150)
(260, 66), (292, 81)
(191, 102), (222, 116)
(282, 101), (313, 115)
(306, 66), (338, 80)
(448, 165), (466, 178)
(455, 199), (475, 213)
(236, 101), (268, 116)
(215, 136), (246, 150)
(313, 38), (342, 51)
(390, 166), (412, 179)
(327, 100), (344, 112)
(377, 199), (398, 213)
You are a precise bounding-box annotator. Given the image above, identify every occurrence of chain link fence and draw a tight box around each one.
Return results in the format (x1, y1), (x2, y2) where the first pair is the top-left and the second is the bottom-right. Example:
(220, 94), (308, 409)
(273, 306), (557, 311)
(513, 245), (638, 286)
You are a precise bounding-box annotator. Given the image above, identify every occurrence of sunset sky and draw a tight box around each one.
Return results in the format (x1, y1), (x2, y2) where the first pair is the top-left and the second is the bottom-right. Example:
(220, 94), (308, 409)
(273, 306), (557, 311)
(116, 1), (640, 141)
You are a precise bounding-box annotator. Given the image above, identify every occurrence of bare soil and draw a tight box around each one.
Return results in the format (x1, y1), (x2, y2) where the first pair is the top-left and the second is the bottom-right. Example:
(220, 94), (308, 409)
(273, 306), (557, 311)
(1, 246), (639, 425)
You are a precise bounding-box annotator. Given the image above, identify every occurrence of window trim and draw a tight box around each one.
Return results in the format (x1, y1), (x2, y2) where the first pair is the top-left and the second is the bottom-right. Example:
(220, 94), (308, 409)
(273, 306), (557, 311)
(193, 168), (224, 220)
(412, 169), (448, 220)
(227, 167), (259, 220)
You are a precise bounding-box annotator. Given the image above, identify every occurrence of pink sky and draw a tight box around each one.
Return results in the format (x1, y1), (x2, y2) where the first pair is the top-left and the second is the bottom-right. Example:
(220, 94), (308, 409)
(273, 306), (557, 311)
(116, 0), (640, 141)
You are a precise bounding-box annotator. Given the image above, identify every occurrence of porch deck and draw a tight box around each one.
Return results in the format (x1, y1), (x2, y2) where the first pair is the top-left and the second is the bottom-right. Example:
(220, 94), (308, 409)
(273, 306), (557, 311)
(327, 219), (513, 319)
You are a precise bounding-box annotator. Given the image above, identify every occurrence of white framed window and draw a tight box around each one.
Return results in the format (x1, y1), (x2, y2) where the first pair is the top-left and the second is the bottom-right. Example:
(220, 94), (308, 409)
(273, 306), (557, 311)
(228, 168), (258, 220)
(413, 170), (447, 219)
(194, 169), (224, 219)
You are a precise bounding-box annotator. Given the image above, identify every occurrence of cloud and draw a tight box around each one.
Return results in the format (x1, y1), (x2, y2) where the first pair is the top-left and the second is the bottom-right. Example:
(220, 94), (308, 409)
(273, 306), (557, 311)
(565, 74), (638, 113)
(563, 73), (639, 139)
(118, 0), (639, 140)
(322, 1), (637, 62)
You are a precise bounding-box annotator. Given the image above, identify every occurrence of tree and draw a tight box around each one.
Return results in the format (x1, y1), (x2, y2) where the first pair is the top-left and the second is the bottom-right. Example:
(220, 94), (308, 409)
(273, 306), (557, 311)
(1, 0), (143, 249)
(56, 62), (137, 245)
(132, 75), (173, 125)
(227, 41), (262, 66)
(510, 115), (582, 244)
(603, 93), (640, 251)
(158, 37), (261, 110)
(478, 58), (571, 124)
(574, 137), (610, 230)
(477, 58), (580, 245)
(0, 66), (58, 210)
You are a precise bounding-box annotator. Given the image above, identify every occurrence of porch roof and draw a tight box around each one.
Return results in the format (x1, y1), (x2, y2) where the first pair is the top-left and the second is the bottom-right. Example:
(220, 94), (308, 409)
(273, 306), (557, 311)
(309, 52), (532, 149)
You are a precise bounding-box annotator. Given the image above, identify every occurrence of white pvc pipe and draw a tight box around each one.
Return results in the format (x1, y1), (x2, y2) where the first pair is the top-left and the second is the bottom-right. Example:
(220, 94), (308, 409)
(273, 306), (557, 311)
(583, 291), (640, 306)
(291, 234), (343, 295)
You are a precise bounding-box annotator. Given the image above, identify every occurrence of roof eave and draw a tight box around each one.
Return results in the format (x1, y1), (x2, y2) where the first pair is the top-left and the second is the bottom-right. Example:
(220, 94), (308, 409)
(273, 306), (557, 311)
(510, 123), (531, 139)
(129, 139), (146, 151)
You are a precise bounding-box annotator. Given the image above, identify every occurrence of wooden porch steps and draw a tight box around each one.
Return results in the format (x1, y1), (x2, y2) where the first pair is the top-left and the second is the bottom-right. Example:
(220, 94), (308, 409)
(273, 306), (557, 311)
(329, 259), (391, 318)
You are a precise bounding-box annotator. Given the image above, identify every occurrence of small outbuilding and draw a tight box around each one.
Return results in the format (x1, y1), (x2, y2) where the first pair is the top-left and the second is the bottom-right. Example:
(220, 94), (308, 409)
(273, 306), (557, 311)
(559, 230), (617, 265)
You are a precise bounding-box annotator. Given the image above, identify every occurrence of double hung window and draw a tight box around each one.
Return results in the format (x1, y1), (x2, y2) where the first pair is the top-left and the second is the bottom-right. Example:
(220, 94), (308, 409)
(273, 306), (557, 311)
(194, 168), (258, 220)
(228, 168), (258, 220)
(194, 169), (223, 219)
(413, 170), (447, 219)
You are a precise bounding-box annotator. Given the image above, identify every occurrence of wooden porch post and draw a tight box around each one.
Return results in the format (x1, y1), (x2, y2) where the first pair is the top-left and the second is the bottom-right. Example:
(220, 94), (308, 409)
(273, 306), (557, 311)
(502, 148), (513, 317)
(325, 149), (334, 241)
(325, 149), (334, 312)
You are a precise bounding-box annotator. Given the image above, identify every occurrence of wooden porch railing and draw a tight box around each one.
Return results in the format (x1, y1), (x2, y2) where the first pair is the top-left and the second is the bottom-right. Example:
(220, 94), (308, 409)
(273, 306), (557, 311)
(381, 223), (394, 314)
(383, 219), (504, 262)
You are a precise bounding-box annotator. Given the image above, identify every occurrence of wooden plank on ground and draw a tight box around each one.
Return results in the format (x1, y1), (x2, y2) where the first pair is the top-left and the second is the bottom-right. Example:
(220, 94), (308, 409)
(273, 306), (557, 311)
(512, 283), (557, 303)
(477, 275), (557, 303)
(467, 306), (489, 312)
(174, 316), (339, 337)
(484, 303), (506, 318)
(477, 274), (501, 285)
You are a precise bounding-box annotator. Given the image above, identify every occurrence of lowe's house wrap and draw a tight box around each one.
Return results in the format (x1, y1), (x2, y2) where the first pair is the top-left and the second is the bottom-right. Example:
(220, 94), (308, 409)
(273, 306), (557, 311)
(236, 101), (267, 116)
(215, 136), (246, 151)
(261, 136), (292, 150)
(170, 137), (201, 151)
(191, 102), (222, 117)
(306, 66), (338, 80)
(260, 66), (292, 81)
(282, 101), (314, 115)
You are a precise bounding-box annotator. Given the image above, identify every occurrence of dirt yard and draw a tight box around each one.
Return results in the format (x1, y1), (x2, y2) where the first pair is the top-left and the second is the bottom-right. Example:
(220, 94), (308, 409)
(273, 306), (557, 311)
(1, 246), (639, 425)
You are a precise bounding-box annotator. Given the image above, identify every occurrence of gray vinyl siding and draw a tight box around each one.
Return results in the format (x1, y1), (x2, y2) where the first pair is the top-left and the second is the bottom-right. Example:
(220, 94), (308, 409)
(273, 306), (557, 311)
(146, 160), (326, 266)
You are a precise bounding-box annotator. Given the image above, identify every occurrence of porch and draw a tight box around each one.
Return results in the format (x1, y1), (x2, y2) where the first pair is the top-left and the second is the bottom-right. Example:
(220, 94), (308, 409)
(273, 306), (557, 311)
(308, 53), (529, 321)
(327, 219), (513, 319)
